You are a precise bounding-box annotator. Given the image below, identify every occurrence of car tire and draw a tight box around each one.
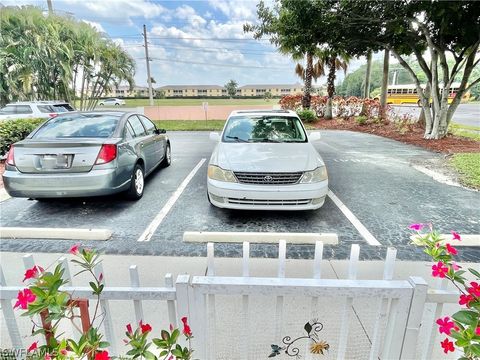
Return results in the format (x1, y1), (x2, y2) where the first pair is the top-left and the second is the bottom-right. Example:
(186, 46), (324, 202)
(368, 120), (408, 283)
(161, 143), (171, 167)
(99, 103), (104, 106)
(126, 164), (145, 200)
(115, 103), (120, 106)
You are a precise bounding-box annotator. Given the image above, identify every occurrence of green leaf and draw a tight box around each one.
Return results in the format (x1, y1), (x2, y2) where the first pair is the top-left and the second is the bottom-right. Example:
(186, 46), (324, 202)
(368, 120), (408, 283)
(470, 344), (480, 356)
(171, 329), (180, 343)
(469, 268), (480, 279)
(161, 330), (170, 341)
(453, 310), (479, 326)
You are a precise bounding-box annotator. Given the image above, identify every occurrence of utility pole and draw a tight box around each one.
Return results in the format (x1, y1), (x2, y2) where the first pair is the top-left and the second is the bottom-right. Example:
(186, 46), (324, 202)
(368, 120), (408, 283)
(143, 24), (154, 106)
(47, 0), (53, 14)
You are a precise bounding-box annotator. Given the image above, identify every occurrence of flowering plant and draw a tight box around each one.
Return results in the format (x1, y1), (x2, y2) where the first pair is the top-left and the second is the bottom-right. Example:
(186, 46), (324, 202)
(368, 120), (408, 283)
(410, 224), (480, 359)
(124, 317), (194, 359)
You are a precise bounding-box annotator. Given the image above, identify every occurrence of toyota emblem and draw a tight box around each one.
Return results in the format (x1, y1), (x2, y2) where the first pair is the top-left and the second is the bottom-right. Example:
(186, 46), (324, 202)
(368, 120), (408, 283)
(264, 175), (273, 182)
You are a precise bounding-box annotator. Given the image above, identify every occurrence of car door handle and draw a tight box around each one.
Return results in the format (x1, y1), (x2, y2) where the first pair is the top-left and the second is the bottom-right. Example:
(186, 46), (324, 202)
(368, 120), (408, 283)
(140, 142), (144, 147)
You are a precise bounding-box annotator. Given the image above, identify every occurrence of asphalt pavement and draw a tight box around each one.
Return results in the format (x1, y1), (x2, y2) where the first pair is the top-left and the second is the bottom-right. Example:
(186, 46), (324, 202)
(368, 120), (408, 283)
(1, 131), (479, 261)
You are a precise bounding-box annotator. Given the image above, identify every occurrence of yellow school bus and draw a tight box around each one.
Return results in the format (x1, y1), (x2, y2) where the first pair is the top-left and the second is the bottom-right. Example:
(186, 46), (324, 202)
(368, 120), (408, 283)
(386, 83), (470, 105)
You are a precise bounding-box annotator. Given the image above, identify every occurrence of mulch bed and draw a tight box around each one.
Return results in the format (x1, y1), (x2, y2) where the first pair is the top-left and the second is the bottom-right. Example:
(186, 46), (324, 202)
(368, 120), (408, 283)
(313, 118), (480, 154)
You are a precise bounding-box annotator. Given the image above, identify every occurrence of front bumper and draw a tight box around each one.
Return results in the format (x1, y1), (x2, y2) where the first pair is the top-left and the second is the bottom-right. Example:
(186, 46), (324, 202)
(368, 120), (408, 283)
(3, 167), (129, 198)
(207, 178), (328, 210)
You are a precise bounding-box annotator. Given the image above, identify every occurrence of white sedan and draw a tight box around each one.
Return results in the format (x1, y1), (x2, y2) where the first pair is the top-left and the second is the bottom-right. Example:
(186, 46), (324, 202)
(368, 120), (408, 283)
(207, 110), (328, 210)
(98, 98), (126, 106)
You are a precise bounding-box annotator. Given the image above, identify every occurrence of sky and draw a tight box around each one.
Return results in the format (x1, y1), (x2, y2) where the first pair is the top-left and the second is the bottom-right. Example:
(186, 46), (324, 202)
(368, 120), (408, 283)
(1, 0), (373, 87)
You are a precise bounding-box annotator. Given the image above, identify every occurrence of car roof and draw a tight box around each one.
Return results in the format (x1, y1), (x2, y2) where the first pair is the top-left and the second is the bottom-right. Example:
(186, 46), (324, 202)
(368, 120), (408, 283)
(229, 109), (297, 117)
(5, 101), (71, 105)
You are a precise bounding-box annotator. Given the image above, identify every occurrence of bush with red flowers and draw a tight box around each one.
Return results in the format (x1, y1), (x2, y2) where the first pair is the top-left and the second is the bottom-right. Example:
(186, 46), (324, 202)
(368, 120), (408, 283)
(410, 224), (480, 359)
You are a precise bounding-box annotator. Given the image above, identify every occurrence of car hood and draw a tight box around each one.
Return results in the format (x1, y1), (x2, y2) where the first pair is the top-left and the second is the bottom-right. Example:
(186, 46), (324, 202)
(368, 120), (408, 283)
(210, 142), (324, 172)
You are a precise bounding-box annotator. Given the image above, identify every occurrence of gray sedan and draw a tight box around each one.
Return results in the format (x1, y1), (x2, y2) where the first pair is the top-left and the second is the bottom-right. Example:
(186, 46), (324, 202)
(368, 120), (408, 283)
(3, 111), (171, 200)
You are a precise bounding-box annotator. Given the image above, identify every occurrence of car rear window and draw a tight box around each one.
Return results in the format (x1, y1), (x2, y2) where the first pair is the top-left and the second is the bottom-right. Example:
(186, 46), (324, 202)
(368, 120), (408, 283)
(53, 103), (75, 112)
(32, 113), (120, 139)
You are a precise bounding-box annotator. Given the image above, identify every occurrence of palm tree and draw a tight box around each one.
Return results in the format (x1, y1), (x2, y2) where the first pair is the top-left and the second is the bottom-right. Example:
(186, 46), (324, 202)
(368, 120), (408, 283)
(323, 53), (349, 119)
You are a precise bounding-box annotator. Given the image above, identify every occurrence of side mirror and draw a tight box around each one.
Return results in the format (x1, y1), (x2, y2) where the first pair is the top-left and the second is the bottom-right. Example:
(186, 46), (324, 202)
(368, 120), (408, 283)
(155, 128), (166, 134)
(309, 131), (321, 142)
(210, 132), (221, 142)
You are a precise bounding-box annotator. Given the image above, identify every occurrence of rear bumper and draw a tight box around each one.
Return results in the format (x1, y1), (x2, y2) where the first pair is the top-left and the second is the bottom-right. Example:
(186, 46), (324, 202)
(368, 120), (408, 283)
(207, 178), (328, 210)
(3, 167), (129, 198)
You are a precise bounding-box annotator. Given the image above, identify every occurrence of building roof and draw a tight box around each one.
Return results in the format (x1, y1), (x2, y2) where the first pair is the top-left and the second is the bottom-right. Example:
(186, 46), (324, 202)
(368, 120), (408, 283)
(157, 85), (224, 90)
(238, 83), (303, 89)
(113, 85), (149, 91)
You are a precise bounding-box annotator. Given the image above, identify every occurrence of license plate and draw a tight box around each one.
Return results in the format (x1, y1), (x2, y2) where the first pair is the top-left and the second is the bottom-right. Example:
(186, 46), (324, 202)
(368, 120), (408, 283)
(40, 154), (71, 169)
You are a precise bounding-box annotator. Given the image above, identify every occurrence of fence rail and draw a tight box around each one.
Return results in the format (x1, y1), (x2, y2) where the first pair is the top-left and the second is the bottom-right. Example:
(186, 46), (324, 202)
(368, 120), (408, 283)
(0, 240), (462, 359)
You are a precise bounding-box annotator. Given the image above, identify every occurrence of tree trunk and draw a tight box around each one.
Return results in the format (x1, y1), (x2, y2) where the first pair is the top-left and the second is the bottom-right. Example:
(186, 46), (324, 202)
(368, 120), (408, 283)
(325, 56), (336, 120)
(379, 49), (389, 119)
(360, 50), (372, 115)
(301, 52), (313, 109)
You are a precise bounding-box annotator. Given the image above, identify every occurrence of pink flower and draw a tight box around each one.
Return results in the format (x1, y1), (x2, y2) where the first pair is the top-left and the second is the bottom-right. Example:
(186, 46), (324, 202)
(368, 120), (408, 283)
(69, 244), (80, 255)
(170, 323), (174, 331)
(451, 231), (461, 241)
(23, 266), (42, 282)
(431, 261), (449, 278)
(436, 317), (455, 335)
(99, 273), (104, 282)
(408, 223), (424, 231)
(181, 316), (192, 337)
(440, 338), (455, 354)
(476, 326), (480, 336)
(14, 289), (36, 310)
(45, 353), (52, 360)
(459, 294), (474, 307)
(60, 349), (68, 356)
(450, 262), (461, 271)
(27, 341), (38, 353)
(467, 282), (480, 297)
(126, 323), (133, 335)
(445, 243), (457, 255)
(95, 351), (110, 360)
(140, 322), (152, 334)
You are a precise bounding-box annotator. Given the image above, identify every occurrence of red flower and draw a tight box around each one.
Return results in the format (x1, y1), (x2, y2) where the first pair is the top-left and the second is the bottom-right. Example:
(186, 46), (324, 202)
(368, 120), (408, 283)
(181, 316), (192, 337)
(60, 349), (68, 356)
(445, 243), (457, 255)
(126, 323), (133, 335)
(95, 351), (110, 360)
(408, 223), (424, 231)
(451, 231), (461, 241)
(440, 338), (455, 354)
(140, 322), (152, 334)
(69, 244), (80, 255)
(431, 261), (449, 278)
(27, 341), (38, 353)
(459, 294), (474, 307)
(23, 266), (42, 282)
(467, 282), (480, 297)
(14, 289), (36, 310)
(436, 317), (455, 335)
(45, 353), (52, 360)
(476, 326), (480, 336)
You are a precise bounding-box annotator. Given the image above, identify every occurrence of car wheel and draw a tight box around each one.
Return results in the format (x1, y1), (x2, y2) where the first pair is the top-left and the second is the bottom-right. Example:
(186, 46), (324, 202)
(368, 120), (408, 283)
(99, 103), (104, 106)
(161, 143), (171, 167)
(115, 103), (120, 106)
(126, 164), (145, 200)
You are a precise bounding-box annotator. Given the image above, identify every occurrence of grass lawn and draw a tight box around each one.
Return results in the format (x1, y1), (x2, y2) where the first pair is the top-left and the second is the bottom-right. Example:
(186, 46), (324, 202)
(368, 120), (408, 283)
(153, 120), (225, 131)
(449, 122), (480, 141)
(450, 153), (480, 189)
(125, 98), (278, 107)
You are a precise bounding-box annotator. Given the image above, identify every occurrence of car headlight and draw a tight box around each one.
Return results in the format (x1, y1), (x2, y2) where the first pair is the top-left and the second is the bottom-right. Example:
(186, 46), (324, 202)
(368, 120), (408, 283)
(300, 166), (328, 183)
(207, 165), (237, 182)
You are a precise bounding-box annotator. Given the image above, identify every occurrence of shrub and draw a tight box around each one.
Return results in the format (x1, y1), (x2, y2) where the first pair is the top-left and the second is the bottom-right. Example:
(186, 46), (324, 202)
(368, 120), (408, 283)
(0, 118), (45, 155)
(355, 115), (368, 125)
(297, 109), (317, 123)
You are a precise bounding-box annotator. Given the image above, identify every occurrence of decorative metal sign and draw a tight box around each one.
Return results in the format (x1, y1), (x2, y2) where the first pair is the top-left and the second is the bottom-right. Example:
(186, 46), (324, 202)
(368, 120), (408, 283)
(269, 319), (329, 358)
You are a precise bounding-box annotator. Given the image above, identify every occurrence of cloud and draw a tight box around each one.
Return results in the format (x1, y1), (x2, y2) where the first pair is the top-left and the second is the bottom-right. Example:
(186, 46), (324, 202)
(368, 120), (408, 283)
(208, 0), (257, 20)
(82, 20), (105, 33)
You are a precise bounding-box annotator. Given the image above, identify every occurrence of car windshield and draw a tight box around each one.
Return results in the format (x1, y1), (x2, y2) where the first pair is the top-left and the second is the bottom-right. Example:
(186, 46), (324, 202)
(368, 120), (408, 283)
(222, 115), (307, 143)
(32, 113), (120, 138)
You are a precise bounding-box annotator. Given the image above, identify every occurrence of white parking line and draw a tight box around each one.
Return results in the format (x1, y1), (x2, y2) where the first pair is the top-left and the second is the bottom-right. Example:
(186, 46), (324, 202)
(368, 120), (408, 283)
(327, 189), (382, 246)
(0, 188), (11, 202)
(183, 231), (339, 244)
(137, 158), (207, 242)
(0, 227), (111, 241)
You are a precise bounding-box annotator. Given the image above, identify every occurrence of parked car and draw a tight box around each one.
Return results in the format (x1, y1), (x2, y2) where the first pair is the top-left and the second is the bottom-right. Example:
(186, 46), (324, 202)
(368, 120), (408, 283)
(207, 110), (327, 210)
(0, 101), (75, 121)
(3, 111), (171, 200)
(98, 98), (126, 106)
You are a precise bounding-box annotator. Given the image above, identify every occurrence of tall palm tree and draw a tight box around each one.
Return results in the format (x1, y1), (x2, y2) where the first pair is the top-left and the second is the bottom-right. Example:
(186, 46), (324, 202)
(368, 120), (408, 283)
(323, 53), (349, 119)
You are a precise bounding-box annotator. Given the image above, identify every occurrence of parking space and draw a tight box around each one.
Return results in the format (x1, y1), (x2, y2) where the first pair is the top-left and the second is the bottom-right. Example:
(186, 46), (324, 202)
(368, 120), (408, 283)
(1, 131), (479, 261)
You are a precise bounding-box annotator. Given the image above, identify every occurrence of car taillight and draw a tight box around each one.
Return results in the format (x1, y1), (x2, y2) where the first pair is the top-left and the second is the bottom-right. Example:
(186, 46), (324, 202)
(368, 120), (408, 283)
(95, 144), (117, 165)
(6, 145), (15, 166)
(49, 113), (58, 118)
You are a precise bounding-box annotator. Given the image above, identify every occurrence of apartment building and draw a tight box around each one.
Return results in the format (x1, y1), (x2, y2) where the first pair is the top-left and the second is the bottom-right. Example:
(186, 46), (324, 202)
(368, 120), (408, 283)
(237, 83), (304, 97)
(105, 85), (152, 98)
(156, 85), (225, 97)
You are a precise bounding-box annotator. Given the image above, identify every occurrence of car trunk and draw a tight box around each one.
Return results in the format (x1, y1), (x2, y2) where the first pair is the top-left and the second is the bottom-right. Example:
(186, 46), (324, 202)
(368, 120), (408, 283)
(13, 139), (107, 174)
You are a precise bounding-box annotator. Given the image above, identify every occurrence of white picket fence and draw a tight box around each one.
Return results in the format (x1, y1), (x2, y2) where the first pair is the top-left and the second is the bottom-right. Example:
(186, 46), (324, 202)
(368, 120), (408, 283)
(0, 241), (461, 359)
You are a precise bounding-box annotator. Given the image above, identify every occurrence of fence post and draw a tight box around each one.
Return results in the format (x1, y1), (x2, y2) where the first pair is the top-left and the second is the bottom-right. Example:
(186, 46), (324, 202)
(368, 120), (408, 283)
(129, 265), (144, 324)
(164, 274), (177, 328)
(94, 263), (117, 354)
(401, 277), (428, 359)
(0, 266), (23, 352)
(242, 242), (250, 360)
(274, 240), (286, 343)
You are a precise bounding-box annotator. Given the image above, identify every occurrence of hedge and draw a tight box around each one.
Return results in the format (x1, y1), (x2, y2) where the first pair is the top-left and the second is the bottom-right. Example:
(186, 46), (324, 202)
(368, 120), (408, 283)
(0, 118), (45, 156)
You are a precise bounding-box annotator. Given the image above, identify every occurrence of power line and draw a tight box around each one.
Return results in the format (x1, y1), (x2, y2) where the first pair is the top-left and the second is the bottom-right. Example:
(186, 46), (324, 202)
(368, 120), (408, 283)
(122, 43), (283, 56)
(146, 57), (292, 70)
(117, 35), (270, 42)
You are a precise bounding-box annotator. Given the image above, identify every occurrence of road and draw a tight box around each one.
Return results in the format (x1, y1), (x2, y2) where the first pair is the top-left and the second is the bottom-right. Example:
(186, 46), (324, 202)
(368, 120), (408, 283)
(391, 103), (480, 127)
(1, 131), (479, 261)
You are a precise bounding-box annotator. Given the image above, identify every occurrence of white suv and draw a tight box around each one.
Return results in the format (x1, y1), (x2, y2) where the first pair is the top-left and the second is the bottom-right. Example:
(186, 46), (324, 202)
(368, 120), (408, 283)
(0, 101), (75, 121)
